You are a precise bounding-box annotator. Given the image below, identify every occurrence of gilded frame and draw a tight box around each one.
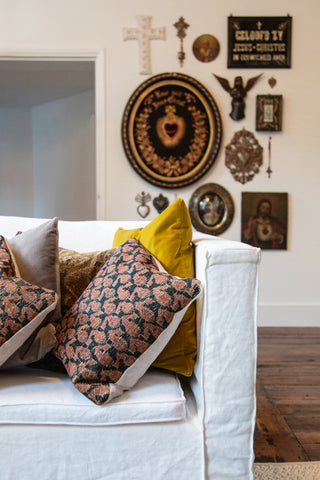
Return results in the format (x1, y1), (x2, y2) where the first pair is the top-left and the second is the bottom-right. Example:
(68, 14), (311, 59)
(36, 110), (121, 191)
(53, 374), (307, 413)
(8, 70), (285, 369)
(121, 72), (223, 189)
(188, 183), (234, 236)
(256, 94), (283, 131)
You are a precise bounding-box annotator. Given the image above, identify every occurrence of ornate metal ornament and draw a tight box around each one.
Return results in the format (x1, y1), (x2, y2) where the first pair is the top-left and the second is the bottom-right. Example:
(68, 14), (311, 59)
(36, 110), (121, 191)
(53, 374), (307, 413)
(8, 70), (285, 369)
(188, 183), (234, 236)
(213, 73), (262, 120)
(225, 128), (263, 184)
(173, 17), (189, 67)
(266, 136), (273, 178)
(123, 16), (166, 75)
(122, 72), (223, 189)
(153, 193), (169, 213)
(135, 191), (151, 218)
(192, 34), (220, 63)
(268, 76), (277, 88)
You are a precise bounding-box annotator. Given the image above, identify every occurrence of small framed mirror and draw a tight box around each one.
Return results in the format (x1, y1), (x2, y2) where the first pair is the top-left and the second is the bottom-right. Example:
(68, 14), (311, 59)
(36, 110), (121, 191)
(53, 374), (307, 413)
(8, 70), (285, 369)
(189, 183), (234, 235)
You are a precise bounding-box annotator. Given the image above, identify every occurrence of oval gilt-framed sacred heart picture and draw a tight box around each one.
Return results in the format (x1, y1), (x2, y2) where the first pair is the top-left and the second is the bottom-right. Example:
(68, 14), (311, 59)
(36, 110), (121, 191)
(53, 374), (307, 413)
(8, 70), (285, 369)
(121, 72), (223, 189)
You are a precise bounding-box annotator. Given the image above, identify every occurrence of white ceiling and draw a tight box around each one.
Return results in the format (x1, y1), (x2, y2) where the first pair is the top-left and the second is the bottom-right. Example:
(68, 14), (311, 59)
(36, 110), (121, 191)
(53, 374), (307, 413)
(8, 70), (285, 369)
(0, 60), (95, 107)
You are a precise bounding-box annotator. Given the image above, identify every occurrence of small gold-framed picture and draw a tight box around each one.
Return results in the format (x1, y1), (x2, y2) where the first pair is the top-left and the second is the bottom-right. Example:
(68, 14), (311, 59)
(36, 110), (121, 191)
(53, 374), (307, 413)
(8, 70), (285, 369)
(188, 183), (234, 236)
(256, 95), (283, 131)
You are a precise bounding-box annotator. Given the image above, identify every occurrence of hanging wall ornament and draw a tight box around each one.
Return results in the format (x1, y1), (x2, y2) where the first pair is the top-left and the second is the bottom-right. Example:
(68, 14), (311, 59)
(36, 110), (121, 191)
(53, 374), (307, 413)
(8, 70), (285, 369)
(135, 191), (151, 218)
(122, 72), (222, 189)
(213, 73), (262, 120)
(123, 16), (166, 75)
(173, 17), (189, 67)
(188, 183), (234, 236)
(192, 34), (220, 63)
(225, 128), (263, 184)
(153, 193), (169, 214)
(268, 77), (277, 88)
(256, 95), (283, 132)
(266, 136), (273, 178)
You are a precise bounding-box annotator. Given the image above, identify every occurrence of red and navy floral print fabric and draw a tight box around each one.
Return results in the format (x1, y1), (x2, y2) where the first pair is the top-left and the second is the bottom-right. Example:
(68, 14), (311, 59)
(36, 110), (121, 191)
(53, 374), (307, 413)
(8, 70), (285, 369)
(54, 238), (201, 405)
(0, 236), (16, 278)
(0, 235), (56, 347)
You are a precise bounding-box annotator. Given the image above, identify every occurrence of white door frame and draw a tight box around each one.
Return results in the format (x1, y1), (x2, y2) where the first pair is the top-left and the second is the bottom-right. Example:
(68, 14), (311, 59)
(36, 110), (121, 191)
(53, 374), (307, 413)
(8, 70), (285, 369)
(0, 49), (106, 220)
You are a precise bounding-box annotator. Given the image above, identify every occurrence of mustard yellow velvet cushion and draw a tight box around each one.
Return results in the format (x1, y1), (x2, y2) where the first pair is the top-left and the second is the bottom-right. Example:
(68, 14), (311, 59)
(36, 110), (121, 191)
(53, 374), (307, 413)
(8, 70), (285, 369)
(112, 198), (196, 376)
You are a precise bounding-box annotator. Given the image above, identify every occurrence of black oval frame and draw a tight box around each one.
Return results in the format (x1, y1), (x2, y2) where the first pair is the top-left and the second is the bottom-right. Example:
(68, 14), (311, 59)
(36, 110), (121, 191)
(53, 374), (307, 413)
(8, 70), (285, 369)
(122, 72), (223, 189)
(188, 183), (234, 235)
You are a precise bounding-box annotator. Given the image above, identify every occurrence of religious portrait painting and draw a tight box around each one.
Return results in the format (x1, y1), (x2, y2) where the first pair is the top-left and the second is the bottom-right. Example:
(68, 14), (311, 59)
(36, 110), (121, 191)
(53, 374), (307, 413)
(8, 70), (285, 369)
(241, 192), (288, 250)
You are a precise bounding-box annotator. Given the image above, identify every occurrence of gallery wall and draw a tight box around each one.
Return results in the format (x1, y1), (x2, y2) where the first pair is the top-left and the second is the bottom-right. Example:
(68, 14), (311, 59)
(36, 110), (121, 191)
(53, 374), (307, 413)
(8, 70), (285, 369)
(0, 0), (319, 326)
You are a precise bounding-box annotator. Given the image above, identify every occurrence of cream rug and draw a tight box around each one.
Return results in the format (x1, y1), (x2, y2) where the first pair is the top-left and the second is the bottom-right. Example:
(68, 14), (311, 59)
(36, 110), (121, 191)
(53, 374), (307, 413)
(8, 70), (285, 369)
(254, 462), (320, 480)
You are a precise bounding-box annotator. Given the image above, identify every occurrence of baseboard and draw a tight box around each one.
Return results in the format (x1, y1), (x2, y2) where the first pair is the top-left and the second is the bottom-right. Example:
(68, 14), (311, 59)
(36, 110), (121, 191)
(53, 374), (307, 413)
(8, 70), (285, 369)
(258, 304), (320, 327)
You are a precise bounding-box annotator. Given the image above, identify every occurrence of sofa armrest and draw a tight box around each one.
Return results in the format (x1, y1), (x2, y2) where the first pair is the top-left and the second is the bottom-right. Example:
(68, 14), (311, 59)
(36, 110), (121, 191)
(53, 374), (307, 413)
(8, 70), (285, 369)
(190, 237), (260, 480)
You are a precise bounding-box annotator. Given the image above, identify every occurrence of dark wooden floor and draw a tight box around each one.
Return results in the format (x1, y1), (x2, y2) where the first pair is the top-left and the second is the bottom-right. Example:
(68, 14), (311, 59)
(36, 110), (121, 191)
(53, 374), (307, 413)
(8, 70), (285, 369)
(254, 327), (320, 463)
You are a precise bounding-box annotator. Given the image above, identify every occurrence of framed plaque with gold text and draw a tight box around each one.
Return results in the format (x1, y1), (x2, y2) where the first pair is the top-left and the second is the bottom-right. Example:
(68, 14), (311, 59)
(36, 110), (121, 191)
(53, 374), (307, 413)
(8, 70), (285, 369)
(228, 16), (292, 68)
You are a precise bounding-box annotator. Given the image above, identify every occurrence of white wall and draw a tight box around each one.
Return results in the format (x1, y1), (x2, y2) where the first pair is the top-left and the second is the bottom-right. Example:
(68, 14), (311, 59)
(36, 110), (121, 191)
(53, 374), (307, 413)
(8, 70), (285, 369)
(32, 90), (96, 220)
(0, 107), (34, 216)
(0, 90), (95, 220)
(0, 0), (319, 326)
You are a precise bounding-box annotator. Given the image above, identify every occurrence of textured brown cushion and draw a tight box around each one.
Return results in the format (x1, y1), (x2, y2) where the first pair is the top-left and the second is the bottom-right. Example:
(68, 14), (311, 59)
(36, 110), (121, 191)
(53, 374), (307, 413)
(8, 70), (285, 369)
(59, 247), (116, 316)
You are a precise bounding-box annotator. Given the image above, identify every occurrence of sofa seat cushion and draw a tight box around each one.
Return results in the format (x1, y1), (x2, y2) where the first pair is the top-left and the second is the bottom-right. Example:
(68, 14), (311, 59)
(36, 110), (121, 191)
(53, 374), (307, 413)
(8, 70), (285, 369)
(0, 367), (186, 426)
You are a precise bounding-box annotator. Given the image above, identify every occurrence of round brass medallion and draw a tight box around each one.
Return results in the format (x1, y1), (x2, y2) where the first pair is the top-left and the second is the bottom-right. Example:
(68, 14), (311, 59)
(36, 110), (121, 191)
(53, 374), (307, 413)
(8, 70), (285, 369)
(192, 34), (220, 63)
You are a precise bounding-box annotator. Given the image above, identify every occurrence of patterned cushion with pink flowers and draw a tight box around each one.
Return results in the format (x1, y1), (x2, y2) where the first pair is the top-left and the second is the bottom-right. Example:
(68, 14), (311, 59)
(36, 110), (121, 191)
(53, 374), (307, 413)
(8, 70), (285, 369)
(54, 238), (201, 405)
(0, 235), (58, 368)
(0, 236), (17, 278)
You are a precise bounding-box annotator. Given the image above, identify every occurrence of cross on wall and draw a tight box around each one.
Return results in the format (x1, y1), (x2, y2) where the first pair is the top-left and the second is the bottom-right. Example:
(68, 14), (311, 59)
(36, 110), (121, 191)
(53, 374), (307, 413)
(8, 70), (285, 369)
(123, 16), (166, 75)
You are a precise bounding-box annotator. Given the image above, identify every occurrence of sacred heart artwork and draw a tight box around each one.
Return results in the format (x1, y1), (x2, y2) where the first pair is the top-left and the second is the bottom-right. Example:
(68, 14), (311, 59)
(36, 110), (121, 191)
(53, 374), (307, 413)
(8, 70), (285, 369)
(241, 192), (288, 250)
(137, 204), (150, 218)
(156, 106), (186, 148)
(164, 122), (178, 137)
(122, 72), (222, 189)
(135, 191), (151, 218)
(153, 193), (169, 213)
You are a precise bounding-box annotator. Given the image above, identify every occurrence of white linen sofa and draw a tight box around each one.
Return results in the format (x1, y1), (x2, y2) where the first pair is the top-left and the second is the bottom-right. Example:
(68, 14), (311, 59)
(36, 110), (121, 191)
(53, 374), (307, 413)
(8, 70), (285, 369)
(0, 215), (260, 480)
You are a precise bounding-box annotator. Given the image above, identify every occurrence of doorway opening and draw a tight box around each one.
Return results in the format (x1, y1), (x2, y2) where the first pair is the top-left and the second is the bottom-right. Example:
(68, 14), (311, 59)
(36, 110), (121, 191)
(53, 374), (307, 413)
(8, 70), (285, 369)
(0, 51), (105, 220)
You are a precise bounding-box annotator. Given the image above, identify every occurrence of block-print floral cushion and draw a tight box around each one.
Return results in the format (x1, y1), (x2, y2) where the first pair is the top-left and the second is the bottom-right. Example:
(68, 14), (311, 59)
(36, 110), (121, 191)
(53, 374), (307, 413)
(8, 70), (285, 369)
(29, 247), (116, 374)
(0, 236), (17, 278)
(54, 238), (201, 405)
(0, 236), (58, 368)
(0, 279), (56, 348)
(112, 198), (197, 377)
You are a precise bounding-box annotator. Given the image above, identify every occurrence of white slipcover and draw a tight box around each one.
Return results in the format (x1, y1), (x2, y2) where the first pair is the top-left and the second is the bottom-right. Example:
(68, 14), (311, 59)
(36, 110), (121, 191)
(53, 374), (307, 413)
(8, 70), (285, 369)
(0, 216), (260, 480)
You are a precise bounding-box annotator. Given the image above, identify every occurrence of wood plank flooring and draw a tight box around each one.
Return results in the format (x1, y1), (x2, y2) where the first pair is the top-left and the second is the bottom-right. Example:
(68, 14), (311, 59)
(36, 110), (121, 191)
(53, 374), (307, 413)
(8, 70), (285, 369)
(254, 327), (320, 462)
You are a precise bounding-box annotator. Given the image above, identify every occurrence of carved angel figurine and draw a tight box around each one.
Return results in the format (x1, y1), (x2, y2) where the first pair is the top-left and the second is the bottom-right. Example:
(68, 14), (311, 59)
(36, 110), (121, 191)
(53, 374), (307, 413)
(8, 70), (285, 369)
(213, 73), (262, 121)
